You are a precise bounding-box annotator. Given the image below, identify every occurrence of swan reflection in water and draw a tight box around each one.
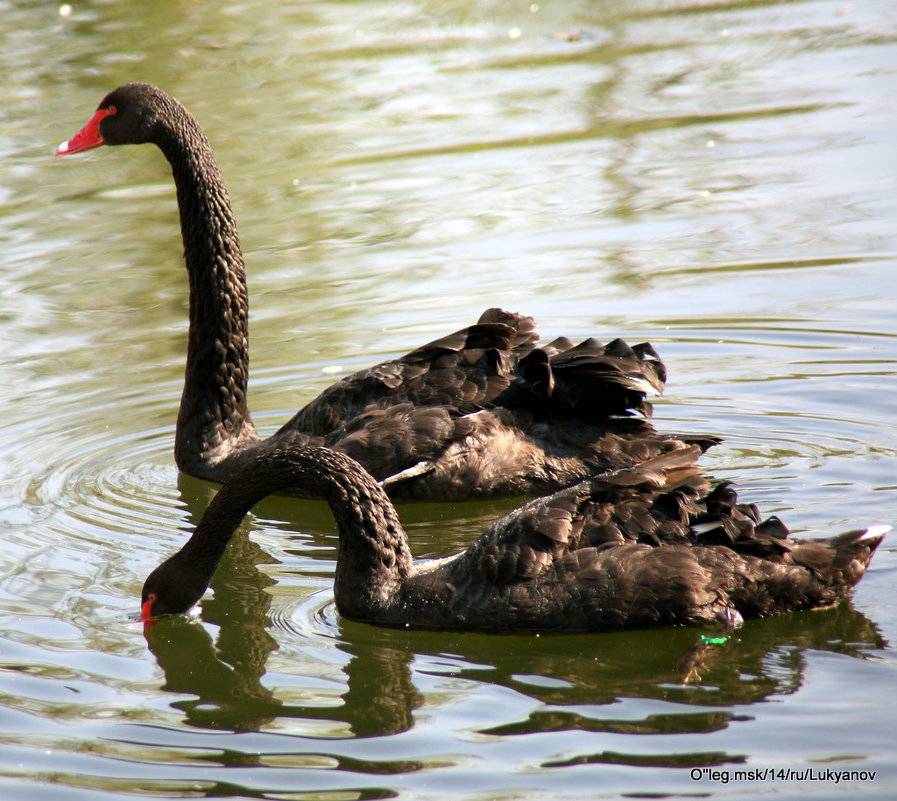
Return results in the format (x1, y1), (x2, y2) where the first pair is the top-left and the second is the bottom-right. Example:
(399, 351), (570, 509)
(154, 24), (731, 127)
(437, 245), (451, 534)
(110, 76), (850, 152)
(138, 473), (887, 747)
(143, 568), (886, 746)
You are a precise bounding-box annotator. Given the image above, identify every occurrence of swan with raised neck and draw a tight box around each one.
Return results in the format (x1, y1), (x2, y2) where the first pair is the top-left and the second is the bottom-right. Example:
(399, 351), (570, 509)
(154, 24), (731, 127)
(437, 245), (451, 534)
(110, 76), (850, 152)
(57, 83), (719, 500)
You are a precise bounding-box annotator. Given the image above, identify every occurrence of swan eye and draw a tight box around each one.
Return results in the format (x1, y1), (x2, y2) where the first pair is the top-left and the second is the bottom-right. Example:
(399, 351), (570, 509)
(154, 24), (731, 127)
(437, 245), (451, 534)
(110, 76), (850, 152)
(106, 105), (117, 115)
(139, 592), (158, 622)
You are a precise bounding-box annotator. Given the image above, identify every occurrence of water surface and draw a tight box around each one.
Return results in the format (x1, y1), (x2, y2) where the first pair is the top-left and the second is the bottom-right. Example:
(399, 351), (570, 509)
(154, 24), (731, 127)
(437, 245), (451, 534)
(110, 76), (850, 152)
(1, 1), (896, 798)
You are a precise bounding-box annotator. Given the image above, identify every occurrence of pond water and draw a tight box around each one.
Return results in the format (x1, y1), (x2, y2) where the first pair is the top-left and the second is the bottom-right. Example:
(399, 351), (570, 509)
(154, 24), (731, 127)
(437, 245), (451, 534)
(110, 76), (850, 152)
(1, 0), (896, 798)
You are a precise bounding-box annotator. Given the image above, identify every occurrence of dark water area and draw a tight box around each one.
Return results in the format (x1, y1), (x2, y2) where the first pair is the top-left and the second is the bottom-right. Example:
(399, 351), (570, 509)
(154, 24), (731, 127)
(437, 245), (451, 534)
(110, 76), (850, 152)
(1, 1), (895, 798)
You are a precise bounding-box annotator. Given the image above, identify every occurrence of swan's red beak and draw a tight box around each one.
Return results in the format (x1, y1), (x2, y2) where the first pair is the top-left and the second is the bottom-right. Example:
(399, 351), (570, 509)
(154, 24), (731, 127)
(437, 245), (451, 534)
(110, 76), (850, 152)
(55, 106), (115, 158)
(139, 595), (155, 623)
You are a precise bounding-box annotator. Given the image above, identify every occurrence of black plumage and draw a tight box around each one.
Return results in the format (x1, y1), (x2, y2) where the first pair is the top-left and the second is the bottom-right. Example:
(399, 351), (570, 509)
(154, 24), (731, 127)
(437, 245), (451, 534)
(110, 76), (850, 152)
(57, 83), (716, 500)
(140, 445), (884, 632)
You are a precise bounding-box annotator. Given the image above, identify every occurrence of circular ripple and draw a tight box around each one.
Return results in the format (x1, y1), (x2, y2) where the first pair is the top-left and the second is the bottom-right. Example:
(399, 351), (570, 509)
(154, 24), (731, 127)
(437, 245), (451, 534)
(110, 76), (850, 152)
(267, 587), (343, 643)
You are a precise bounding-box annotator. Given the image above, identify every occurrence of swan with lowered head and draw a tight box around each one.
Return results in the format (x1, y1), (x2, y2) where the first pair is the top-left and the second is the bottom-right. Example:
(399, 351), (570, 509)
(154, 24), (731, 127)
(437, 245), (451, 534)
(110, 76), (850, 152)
(140, 444), (884, 631)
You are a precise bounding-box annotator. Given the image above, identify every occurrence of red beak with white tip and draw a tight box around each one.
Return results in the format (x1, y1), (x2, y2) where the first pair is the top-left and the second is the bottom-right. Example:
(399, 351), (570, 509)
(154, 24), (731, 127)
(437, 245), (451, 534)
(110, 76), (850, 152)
(55, 106), (116, 158)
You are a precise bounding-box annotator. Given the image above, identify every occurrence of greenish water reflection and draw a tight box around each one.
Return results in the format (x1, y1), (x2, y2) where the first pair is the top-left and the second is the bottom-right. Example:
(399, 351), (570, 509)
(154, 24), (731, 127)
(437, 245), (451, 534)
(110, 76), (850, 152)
(2, 0), (897, 798)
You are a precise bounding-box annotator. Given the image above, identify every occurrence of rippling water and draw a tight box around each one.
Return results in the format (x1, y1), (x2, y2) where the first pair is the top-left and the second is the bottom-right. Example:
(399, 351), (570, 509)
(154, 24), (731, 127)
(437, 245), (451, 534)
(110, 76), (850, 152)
(1, 1), (896, 798)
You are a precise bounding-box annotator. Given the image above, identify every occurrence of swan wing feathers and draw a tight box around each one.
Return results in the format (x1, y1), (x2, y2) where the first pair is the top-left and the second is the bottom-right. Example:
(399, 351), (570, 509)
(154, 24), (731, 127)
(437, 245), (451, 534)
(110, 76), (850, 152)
(282, 309), (666, 437)
(437, 449), (884, 627)
(448, 445), (706, 587)
(283, 309), (532, 433)
(490, 335), (667, 422)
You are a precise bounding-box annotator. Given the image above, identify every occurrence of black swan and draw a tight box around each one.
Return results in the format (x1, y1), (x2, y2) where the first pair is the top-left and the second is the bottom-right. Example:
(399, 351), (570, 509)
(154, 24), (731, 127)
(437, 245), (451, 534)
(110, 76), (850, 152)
(140, 445), (885, 631)
(57, 83), (717, 500)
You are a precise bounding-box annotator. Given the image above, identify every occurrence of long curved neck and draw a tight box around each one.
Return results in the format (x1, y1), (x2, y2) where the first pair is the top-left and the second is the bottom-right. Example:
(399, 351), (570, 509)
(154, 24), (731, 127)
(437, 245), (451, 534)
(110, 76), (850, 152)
(154, 100), (258, 475)
(175, 447), (414, 616)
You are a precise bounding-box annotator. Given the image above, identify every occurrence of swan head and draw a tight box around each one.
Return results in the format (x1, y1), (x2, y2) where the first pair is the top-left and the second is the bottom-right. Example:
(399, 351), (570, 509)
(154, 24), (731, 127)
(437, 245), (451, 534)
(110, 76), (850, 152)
(140, 551), (211, 621)
(57, 83), (177, 157)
